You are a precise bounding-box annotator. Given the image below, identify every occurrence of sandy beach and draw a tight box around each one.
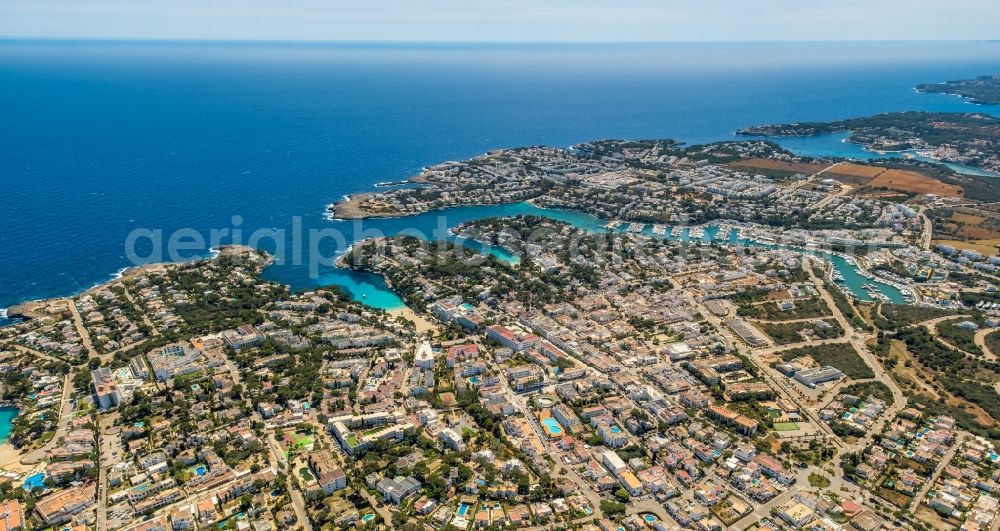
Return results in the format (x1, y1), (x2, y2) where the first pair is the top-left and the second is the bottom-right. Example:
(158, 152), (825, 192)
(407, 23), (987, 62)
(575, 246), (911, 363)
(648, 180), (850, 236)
(388, 307), (437, 334)
(0, 444), (29, 474)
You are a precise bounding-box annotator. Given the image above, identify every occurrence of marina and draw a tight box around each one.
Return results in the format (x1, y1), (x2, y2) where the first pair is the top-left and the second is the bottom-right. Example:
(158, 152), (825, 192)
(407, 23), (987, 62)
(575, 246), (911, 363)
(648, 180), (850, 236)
(280, 201), (912, 308)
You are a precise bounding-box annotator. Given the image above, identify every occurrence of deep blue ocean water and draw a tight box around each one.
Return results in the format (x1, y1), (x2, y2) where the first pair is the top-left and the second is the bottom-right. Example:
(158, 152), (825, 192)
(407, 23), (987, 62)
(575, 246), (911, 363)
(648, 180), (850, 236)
(2, 41), (1000, 320)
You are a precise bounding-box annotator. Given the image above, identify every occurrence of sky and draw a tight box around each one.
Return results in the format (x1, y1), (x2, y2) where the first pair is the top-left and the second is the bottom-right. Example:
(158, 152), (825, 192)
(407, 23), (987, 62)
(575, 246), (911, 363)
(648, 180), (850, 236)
(1, 0), (998, 42)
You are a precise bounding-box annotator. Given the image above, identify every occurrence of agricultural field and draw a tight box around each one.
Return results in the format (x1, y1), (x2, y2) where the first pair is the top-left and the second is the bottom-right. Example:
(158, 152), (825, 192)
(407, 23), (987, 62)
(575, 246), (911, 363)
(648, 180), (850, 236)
(950, 211), (987, 225)
(827, 163), (887, 181)
(928, 207), (1000, 255)
(867, 168), (963, 197)
(728, 158), (827, 177)
(931, 239), (1000, 256)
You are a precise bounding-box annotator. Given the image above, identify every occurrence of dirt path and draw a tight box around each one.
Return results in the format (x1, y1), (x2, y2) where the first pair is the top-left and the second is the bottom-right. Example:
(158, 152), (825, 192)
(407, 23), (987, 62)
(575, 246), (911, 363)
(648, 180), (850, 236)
(974, 327), (999, 362)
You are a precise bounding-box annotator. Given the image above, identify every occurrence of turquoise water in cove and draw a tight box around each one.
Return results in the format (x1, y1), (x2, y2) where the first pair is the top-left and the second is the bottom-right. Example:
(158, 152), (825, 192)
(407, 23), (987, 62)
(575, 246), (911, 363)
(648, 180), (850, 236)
(771, 132), (1000, 177)
(2, 41), (1000, 321)
(0, 406), (19, 444)
(300, 201), (906, 309)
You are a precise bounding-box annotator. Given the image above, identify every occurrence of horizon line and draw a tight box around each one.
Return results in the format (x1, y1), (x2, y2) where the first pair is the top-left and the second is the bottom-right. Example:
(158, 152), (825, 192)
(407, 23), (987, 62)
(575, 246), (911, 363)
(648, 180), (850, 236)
(1, 36), (999, 46)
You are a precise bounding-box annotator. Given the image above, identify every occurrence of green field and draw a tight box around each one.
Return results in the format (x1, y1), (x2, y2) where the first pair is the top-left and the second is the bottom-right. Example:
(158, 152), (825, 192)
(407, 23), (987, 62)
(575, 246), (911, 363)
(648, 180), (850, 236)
(773, 422), (800, 431)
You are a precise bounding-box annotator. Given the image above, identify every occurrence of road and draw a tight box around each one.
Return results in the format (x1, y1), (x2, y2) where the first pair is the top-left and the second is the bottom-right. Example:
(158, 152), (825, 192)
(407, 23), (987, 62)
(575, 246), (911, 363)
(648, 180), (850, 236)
(96, 414), (120, 531)
(121, 287), (160, 337)
(804, 265), (907, 455)
(773, 162), (843, 197)
(810, 181), (851, 211)
(64, 298), (98, 359)
(700, 261), (919, 528)
(265, 434), (313, 531)
(909, 433), (967, 510)
(90, 287), (162, 365)
(923, 315), (983, 359)
(732, 467), (812, 530)
(493, 353), (610, 521)
(8, 343), (72, 365)
(626, 499), (668, 522)
(303, 408), (394, 527)
(22, 372), (75, 465)
(919, 211), (933, 251)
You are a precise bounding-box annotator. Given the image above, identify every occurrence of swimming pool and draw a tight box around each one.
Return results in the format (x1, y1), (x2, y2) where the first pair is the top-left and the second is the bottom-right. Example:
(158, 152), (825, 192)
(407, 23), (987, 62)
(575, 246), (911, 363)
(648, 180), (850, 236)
(644, 514), (657, 523)
(457, 502), (471, 516)
(542, 417), (564, 436)
(362, 513), (375, 523)
(195, 466), (206, 476)
(610, 425), (622, 433)
(22, 473), (45, 492)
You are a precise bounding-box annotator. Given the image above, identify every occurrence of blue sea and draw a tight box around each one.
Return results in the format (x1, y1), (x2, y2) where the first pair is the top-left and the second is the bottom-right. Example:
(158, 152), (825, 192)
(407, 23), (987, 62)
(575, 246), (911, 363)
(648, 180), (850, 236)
(2, 40), (1000, 319)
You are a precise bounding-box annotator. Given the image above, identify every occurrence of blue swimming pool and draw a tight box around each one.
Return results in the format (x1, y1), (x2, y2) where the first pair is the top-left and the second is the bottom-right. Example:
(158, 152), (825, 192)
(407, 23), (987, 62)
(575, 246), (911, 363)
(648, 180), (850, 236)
(458, 502), (471, 516)
(22, 473), (45, 492)
(195, 466), (206, 476)
(542, 417), (564, 435)
(610, 425), (622, 433)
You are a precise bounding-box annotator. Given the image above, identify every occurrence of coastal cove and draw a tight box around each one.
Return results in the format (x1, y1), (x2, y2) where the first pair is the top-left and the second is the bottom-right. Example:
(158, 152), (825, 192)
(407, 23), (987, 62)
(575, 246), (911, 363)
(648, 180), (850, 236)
(262, 201), (909, 311)
(4, 40), (1000, 319)
(0, 406), (18, 445)
(752, 131), (1000, 177)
